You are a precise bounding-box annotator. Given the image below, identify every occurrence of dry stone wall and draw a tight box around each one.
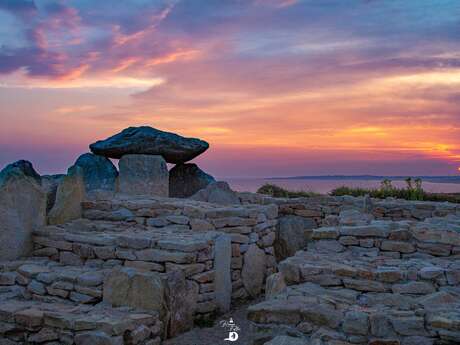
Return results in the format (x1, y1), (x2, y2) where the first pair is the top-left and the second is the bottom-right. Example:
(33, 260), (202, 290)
(30, 196), (278, 321)
(249, 212), (460, 345)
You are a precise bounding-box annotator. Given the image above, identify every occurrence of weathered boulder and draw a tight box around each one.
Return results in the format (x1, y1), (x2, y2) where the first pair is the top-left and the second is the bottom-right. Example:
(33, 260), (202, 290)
(0, 161), (46, 260)
(104, 267), (167, 315)
(190, 181), (240, 205)
(89, 126), (209, 163)
(41, 174), (64, 212)
(104, 267), (195, 337)
(0, 160), (41, 186)
(48, 166), (86, 225)
(275, 215), (316, 260)
(118, 154), (169, 197)
(74, 153), (118, 192)
(169, 163), (215, 198)
(242, 244), (266, 297)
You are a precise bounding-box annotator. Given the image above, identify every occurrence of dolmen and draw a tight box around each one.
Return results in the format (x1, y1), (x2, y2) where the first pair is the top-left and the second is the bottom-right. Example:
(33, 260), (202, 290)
(89, 126), (222, 199)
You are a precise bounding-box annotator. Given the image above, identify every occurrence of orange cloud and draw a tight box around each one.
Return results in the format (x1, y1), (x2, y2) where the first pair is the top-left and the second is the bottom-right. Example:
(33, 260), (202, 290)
(145, 50), (201, 67)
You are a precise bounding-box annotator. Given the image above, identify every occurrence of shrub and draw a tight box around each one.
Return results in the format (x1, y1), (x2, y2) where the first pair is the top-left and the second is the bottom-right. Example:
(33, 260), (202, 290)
(256, 183), (320, 198)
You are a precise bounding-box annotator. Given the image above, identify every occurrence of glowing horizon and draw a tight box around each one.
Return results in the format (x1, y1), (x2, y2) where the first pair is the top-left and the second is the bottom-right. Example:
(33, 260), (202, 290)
(1, 0), (460, 178)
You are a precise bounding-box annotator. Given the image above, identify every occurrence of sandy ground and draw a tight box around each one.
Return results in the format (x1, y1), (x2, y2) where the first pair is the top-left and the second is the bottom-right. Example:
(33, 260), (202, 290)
(164, 300), (260, 345)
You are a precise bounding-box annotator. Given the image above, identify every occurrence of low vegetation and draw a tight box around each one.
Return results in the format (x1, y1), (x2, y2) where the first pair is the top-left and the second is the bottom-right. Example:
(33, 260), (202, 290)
(330, 178), (460, 203)
(257, 179), (460, 203)
(256, 183), (320, 198)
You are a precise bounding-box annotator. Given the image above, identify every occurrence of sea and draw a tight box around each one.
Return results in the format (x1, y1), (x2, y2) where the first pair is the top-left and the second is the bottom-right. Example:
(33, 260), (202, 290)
(225, 178), (460, 194)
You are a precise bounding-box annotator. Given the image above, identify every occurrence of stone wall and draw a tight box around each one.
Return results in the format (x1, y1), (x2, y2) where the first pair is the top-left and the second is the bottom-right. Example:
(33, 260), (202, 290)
(248, 214), (460, 345)
(31, 196), (278, 320)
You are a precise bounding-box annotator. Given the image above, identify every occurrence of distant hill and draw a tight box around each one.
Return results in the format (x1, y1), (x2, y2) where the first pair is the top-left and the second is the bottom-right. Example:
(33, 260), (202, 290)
(268, 175), (460, 184)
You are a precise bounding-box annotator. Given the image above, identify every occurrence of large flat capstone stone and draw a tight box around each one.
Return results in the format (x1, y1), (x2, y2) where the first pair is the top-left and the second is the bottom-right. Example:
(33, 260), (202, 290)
(89, 126), (209, 164)
(118, 154), (169, 197)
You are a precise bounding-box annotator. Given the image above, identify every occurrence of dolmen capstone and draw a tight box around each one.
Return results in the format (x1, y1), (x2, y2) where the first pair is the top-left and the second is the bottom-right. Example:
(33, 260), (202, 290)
(89, 126), (209, 163)
(89, 126), (217, 198)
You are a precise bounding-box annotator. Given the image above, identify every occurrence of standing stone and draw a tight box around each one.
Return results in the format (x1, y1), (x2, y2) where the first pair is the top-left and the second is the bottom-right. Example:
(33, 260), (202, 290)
(0, 161), (46, 260)
(242, 244), (266, 297)
(48, 165), (86, 225)
(41, 174), (64, 212)
(0, 160), (41, 185)
(89, 126), (209, 163)
(118, 154), (169, 197)
(169, 163), (216, 198)
(190, 181), (240, 205)
(74, 153), (118, 192)
(165, 270), (198, 338)
(214, 235), (232, 313)
(275, 215), (316, 260)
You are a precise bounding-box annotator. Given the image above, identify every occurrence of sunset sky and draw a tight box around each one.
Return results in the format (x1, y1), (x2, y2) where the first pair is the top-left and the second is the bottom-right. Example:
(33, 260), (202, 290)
(1, 0), (460, 177)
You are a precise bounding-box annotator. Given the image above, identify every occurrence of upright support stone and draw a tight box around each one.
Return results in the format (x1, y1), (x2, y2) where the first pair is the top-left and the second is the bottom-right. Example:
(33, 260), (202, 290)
(48, 166), (85, 225)
(242, 244), (266, 298)
(118, 154), (169, 197)
(214, 234), (232, 313)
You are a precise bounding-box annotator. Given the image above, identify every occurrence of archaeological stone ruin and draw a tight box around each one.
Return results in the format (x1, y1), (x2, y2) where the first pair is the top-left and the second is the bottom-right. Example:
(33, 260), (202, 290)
(0, 126), (459, 345)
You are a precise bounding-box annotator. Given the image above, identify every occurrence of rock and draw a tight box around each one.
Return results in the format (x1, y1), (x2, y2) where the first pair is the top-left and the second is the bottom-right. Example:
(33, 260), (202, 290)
(118, 154), (168, 197)
(264, 335), (308, 345)
(104, 267), (167, 316)
(48, 166), (86, 225)
(165, 270), (198, 337)
(0, 161), (46, 260)
(41, 174), (65, 212)
(75, 331), (122, 345)
(0, 160), (41, 186)
(73, 153), (118, 192)
(339, 209), (374, 225)
(265, 272), (286, 299)
(214, 235), (232, 313)
(392, 282), (436, 295)
(242, 244), (266, 297)
(343, 311), (369, 335)
(190, 181), (240, 205)
(89, 126), (209, 163)
(169, 163), (215, 198)
(275, 215), (316, 260)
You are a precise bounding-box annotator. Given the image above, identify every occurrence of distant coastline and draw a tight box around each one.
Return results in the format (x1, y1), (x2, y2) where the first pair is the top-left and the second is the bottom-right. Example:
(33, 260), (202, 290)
(267, 175), (460, 184)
